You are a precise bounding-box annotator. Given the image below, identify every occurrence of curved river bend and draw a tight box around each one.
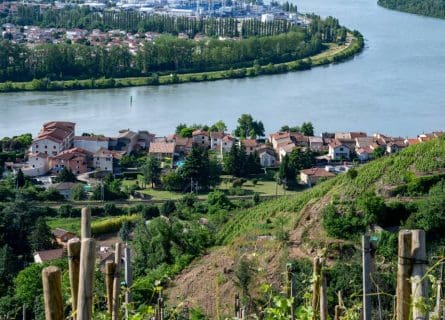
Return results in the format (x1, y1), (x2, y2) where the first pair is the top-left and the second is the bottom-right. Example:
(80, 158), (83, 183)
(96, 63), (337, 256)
(1, 0), (445, 137)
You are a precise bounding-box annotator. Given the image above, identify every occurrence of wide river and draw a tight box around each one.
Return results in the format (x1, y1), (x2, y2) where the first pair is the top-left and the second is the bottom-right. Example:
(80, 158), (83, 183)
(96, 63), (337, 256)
(1, 0), (445, 137)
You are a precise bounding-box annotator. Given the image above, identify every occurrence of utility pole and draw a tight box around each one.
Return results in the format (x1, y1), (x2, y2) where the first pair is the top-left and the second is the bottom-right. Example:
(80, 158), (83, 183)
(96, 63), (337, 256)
(362, 235), (372, 320)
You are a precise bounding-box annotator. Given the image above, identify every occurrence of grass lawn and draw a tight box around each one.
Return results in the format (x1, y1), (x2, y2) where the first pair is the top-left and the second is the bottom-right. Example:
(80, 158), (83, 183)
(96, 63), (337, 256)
(48, 216), (109, 234)
(123, 173), (301, 200)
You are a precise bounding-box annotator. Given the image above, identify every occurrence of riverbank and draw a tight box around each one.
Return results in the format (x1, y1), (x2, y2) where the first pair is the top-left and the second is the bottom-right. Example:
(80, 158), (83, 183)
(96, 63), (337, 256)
(0, 31), (364, 93)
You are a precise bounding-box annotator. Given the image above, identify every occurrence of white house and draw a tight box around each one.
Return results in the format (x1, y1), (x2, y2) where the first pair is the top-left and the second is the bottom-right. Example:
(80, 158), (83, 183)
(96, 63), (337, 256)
(258, 149), (276, 167)
(74, 136), (110, 153)
(278, 143), (296, 162)
(220, 135), (234, 154)
(22, 152), (49, 177)
(308, 136), (323, 152)
(192, 129), (210, 148)
(210, 132), (225, 150)
(356, 147), (372, 162)
(31, 121), (75, 156)
(328, 140), (351, 161)
(300, 167), (335, 187)
(93, 148), (125, 173)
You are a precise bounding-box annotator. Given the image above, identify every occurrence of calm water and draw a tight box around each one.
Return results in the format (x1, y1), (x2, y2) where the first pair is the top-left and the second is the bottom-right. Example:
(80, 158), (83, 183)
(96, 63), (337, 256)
(1, 0), (445, 137)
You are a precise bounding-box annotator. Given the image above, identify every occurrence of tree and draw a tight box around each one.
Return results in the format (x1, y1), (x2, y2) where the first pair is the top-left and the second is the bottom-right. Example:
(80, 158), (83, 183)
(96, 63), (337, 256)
(300, 122), (314, 136)
(234, 114), (265, 139)
(0, 245), (19, 293)
(28, 217), (53, 253)
(56, 167), (76, 183)
(176, 123), (187, 134)
(179, 127), (194, 138)
(70, 183), (86, 201)
(372, 146), (385, 158)
(181, 146), (212, 190)
(161, 200), (176, 216)
(161, 172), (185, 192)
(210, 120), (227, 132)
(118, 221), (132, 242)
(141, 156), (161, 188)
(15, 169), (25, 188)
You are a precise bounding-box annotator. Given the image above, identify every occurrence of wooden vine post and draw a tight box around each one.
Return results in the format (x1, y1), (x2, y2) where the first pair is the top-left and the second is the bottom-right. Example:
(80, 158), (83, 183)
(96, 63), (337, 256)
(112, 243), (122, 320)
(334, 291), (345, 320)
(319, 264), (328, 320)
(67, 238), (81, 319)
(106, 260), (116, 314)
(362, 235), (372, 320)
(81, 207), (91, 239)
(42, 266), (64, 320)
(396, 230), (413, 320)
(311, 257), (322, 320)
(235, 293), (241, 318)
(286, 263), (296, 320)
(124, 245), (132, 320)
(411, 230), (427, 320)
(77, 238), (96, 320)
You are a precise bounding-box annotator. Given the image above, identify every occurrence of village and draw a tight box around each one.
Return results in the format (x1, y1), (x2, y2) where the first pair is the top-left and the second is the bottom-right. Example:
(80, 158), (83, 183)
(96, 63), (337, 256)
(3, 120), (443, 197)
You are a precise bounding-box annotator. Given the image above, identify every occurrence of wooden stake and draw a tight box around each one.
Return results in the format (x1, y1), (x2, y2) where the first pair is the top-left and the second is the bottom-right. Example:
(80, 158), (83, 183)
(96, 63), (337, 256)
(81, 207), (91, 239)
(411, 230), (427, 320)
(42, 266), (64, 320)
(105, 260), (116, 314)
(286, 264), (296, 320)
(235, 293), (240, 318)
(77, 238), (96, 320)
(68, 238), (81, 319)
(396, 230), (413, 320)
(362, 235), (372, 320)
(112, 243), (122, 320)
(312, 257), (321, 320)
(320, 263), (328, 320)
(124, 245), (132, 320)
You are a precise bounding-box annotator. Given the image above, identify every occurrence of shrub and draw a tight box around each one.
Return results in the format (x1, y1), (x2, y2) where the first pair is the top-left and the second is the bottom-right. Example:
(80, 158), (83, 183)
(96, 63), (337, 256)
(161, 200), (176, 216)
(142, 205), (160, 220)
(91, 215), (140, 235)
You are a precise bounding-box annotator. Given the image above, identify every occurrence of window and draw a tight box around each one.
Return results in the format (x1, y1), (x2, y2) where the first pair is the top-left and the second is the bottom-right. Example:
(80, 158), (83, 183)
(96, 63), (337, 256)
(45, 145), (47, 149)
(35, 144), (39, 149)
(53, 146), (56, 149)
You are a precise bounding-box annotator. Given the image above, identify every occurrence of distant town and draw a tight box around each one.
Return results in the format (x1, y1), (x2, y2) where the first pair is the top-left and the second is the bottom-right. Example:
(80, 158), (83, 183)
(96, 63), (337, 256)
(2, 120), (443, 195)
(1, 0), (308, 49)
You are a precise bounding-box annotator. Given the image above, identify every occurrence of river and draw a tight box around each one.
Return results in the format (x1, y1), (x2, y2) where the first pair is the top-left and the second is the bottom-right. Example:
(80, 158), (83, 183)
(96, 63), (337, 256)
(0, 0), (444, 138)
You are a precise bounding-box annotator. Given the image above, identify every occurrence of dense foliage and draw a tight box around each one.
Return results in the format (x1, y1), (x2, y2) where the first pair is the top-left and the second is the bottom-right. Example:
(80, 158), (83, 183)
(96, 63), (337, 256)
(378, 0), (445, 19)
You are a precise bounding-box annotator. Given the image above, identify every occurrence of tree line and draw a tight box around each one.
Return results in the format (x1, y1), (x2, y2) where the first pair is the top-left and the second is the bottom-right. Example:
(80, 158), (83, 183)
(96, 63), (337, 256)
(378, 0), (445, 19)
(7, 6), (299, 37)
(0, 30), (324, 81)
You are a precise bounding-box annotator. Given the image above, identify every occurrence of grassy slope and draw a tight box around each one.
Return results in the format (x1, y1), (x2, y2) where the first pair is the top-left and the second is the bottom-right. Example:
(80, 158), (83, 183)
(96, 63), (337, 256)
(166, 136), (445, 316)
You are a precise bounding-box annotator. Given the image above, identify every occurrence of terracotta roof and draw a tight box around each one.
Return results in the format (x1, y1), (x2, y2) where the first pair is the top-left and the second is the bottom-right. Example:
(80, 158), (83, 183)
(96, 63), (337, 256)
(94, 148), (125, 159)
(74, 136), (110, 142)
(51, 148), (92, 161)
(349, 132), (368, 139)
(210, 132), (225, 139)
(241, 139), (258, 148)
(192, 129), (208, 136)
(29, 152), (48, 158)
(308, 136), (323, 144)
(280, 143), (296, 153)
(35, 248), (64, 262)
(357, 146), (373, 154)
(270, 132), (290, 141)
(149, 142), (175, 154)
(222, 135), (234, 142)
(405, 138), (420, 145)
(301, 167), (335, 178)
(329, 140), (350, 149)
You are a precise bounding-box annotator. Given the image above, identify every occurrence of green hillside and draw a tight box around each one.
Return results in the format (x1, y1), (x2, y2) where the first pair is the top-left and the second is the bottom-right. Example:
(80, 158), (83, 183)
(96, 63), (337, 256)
(217, 134), (445, 244)
(167, 135), (445, 318)
(378, 0), (445, 19)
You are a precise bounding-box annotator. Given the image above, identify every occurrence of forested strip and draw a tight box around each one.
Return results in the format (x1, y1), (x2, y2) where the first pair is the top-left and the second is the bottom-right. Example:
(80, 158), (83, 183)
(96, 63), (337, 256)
(5, 6), (298, 37)
(378, 0), (445, 19)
